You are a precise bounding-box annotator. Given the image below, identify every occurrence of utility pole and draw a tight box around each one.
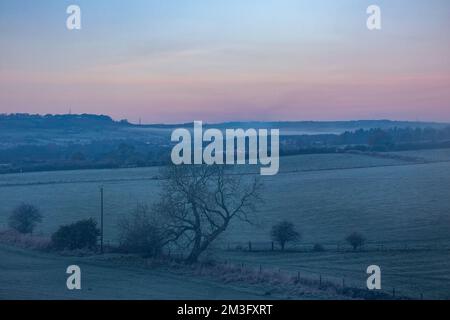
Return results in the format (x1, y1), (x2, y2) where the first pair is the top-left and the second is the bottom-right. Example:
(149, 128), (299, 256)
(100, 186), (104, 254)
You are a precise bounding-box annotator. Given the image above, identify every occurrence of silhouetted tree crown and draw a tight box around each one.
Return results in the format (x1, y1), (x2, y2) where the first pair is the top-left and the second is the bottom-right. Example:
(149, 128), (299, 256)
(8, 203), (42, 234)
(156, 165), (262, 264)
(271, 221), (300, 250)
(346, 232), (366, 250)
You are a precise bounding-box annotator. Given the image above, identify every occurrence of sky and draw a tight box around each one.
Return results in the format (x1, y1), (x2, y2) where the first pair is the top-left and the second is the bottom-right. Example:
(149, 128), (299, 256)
(0, 0), (449, 124)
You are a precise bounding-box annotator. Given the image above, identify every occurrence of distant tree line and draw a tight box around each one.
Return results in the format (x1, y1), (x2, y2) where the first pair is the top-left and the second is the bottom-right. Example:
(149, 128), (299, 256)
(0, 113), (127, 129)
(280, 126), (450, 154)
(1, 114), (449, 174)
(0, 141), (172, 174)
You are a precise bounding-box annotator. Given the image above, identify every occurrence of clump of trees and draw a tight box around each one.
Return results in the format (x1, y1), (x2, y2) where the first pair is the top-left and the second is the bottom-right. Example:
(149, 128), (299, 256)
(155, 165), (261, 264)
(8, 203), (43, 234)
(51, 218), (100, 250)
(346, 232), (366, 251)
(280, 125), (450, 156)
(118, 204), (166, 257)
(271, 221), (300, 251)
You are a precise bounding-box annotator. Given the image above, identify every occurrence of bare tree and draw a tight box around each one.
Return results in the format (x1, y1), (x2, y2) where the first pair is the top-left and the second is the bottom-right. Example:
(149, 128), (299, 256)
(271, 221), (300, 251)
(155, 165), (261, 264)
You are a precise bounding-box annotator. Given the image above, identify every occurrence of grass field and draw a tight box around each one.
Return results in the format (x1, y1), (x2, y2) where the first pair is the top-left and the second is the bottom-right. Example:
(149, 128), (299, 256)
(0, 150), (448, 245)
(0, 152), (408, 240)
(0, 245), (278, 300)
(0, 149), (449, 299)
(218, 249), (450, 300)
(386, 148), (450, 162)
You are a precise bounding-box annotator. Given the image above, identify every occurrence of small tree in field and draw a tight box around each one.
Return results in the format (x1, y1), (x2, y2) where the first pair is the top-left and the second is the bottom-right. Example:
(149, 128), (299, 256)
(271, 221), (300, 251)
(8, 204), (43, 234)
(346, 232), (366, 251)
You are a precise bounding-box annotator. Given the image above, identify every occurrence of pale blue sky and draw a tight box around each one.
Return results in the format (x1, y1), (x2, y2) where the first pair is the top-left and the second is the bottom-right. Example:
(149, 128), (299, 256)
(1, 0), (449, 123)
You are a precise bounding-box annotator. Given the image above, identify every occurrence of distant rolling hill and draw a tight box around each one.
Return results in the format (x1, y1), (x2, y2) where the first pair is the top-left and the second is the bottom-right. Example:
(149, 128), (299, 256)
(1, 114), (448, 140)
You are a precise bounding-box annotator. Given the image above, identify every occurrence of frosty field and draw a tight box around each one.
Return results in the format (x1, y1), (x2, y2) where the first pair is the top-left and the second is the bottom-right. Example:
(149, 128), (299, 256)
(1, 149), (450, 299)
(0, 245), (274, 300)
(0, 150), (448, 245)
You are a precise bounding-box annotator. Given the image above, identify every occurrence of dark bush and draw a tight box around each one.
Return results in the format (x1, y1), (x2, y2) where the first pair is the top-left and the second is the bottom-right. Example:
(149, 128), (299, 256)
(346, 232), (366, 251)
(51, 218), (100, 250)
(8, 203), (42, 234)
(118, 204), (166, 257)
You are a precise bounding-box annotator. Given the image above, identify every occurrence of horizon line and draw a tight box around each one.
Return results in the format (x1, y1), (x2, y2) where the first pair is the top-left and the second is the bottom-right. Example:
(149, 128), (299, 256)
(1, 112), (449, 126)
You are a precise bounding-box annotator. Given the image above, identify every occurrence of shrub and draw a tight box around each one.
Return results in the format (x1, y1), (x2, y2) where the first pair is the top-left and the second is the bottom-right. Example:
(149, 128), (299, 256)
(51, 218), (100, 251)
(271, 221), (300, 251)
(8, 203), (43, 234)
(0, 229), (50, 250)
(118, 204), (166, 257)
(346, 232), (366, 251)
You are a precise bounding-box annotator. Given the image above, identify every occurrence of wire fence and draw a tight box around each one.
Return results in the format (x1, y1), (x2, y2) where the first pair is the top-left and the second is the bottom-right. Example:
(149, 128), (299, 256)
(161, 240), (450, 299)
(173, 254), (417, 300)
(219, 239), (450, 253)
(202, 239), (450, 299)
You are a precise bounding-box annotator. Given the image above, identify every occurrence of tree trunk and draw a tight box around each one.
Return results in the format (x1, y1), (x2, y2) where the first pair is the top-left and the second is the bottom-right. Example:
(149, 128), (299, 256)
(185, 220), (229, 264)
(186, 248), (202, 264)
(186, 229), (202, 264)
(186, 202), (202, 264)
